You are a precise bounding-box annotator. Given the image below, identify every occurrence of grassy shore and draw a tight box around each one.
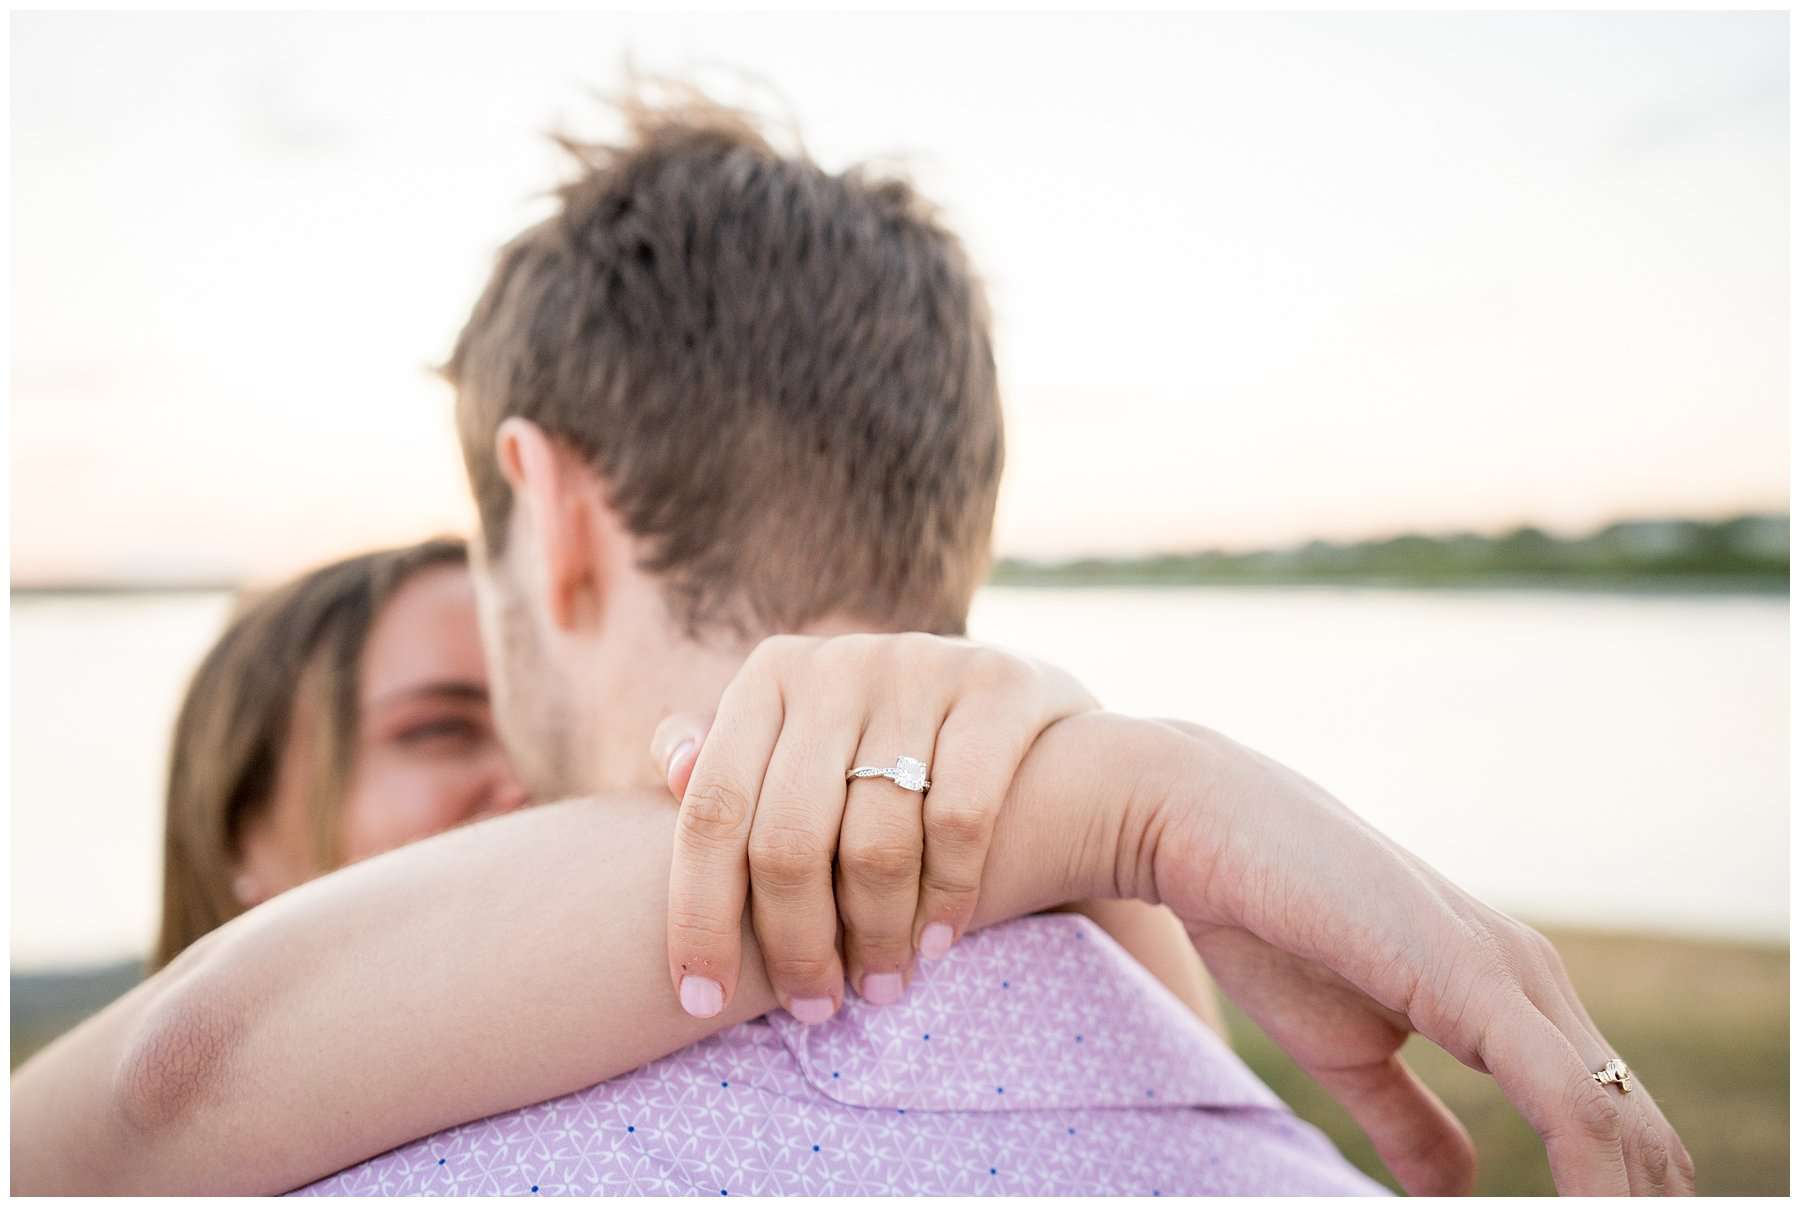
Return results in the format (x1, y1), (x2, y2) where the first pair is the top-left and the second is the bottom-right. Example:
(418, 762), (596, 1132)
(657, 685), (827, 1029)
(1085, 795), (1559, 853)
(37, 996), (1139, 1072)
(13, 927), (1787, 1194)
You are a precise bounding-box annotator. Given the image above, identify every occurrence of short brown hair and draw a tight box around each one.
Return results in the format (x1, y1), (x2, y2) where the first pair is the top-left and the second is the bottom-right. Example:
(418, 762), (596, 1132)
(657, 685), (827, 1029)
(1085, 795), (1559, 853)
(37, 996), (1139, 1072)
(153, 538), (468, 970)
(445, 85), (1003, 639)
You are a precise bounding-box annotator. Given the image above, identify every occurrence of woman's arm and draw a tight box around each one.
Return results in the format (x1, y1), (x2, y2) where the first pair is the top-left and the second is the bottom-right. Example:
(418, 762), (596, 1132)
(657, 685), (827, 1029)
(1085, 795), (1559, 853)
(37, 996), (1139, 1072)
(16, 708), (1696, 1196)
(11, 711), (1160, 1195)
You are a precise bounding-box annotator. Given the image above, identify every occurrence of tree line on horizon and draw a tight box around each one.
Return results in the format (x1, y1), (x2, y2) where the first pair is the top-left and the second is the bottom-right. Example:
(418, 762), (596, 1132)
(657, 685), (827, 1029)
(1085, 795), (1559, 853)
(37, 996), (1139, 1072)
(990, 513), (1789, 589)
(13, 513), (1788, 595)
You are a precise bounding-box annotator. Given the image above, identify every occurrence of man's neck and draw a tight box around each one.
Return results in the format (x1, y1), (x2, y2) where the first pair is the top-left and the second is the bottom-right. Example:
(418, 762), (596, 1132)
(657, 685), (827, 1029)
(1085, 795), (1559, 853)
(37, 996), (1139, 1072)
(576, 609), (898, 795)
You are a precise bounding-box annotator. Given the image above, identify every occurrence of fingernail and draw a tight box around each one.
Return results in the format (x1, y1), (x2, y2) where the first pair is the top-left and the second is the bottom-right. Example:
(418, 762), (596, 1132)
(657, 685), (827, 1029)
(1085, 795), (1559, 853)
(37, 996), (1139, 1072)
(788, 996), (836, 1025)
(665, 738), (696, 783)
(861, 972), (903, 1006)
(679, 975), (723, 1018)
(919, 922), (955, 960)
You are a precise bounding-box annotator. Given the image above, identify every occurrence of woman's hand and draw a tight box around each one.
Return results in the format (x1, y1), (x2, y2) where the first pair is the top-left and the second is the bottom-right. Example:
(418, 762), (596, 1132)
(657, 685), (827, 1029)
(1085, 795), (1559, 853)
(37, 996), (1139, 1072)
(1133, 721), (1696, 1196)
(653, 632), (1096, 1023)
(651, 636), (1694, 1195)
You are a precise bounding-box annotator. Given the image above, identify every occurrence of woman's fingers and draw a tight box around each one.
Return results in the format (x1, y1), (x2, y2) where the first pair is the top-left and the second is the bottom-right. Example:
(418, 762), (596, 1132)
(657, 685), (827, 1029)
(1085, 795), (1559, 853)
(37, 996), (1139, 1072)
(1524, 975), (1693, 1193)
(1619, 1076), (1695, 1194)
(1488, 915), (1694, 1195)
(744, 697), (859, 1023)
(662, 633), (1098, 1018)
(665, 667), (784, 1018)
(838, 716), (938, 1004)
(910, 700), (1015, 961)
(651, 712), (710, 798)
(1475, 1001), (1632, 1195)
(1459, 931), (1687, 1195)
(1313, 1055), (1476, 1196)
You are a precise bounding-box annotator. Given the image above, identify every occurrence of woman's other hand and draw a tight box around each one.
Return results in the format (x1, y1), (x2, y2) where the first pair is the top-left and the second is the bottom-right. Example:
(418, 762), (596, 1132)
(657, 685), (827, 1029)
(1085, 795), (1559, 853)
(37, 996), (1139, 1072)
(1134, 721), (1696, 1197)
(654, 633), (1097, 1024)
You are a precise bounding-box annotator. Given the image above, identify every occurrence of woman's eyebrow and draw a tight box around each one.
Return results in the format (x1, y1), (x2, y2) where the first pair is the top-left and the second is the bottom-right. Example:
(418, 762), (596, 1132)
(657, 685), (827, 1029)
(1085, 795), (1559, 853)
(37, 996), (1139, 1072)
(367, 680), (490, 709)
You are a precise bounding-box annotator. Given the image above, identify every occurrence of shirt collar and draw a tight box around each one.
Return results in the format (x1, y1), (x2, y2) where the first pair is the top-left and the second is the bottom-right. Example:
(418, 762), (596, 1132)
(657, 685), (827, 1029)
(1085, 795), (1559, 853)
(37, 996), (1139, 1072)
(765, 913), (1284, 1114)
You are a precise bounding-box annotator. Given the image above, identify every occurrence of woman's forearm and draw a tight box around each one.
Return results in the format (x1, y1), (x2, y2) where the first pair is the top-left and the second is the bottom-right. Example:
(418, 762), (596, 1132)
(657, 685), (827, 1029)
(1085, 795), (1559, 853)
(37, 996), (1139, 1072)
(10, 712), (1158, 1195)
(14, 795), (788, 1194)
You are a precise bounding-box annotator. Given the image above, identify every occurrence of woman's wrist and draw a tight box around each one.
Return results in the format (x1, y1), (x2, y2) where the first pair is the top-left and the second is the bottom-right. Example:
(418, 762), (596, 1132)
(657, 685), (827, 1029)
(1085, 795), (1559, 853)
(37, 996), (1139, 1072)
(982, 711), (1213, 914)
(1106, 716), (1228, 910)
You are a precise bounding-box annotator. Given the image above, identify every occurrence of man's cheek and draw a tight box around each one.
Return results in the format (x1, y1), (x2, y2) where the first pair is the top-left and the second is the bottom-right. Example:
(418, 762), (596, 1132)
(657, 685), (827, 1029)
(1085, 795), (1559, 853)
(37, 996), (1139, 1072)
(469, 566), (504, 652)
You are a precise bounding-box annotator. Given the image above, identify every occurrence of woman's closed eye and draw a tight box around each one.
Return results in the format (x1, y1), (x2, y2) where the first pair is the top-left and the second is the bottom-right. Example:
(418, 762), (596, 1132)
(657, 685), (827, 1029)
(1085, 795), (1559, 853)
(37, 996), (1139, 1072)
(367, 679), (496, 757)
(395, 715), (488, 751)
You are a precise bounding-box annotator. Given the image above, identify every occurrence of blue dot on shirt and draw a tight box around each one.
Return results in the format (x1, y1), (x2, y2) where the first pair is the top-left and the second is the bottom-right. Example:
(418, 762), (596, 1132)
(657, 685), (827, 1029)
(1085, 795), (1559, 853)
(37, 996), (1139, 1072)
(922, 1033), (930, 1041)
(720, 1080), (729, 1088)
(530, 1186), (539, 1194)
(1067, 1127), (1076, 1136)
(1001, 980), (1010, 988)
(996, 1086), (1004, 1094)
(812, 1144), (820, 1153)
(627, 1125), (636, 1133)
(436, 1158), (445, 1166)
(1146, 1089), (1156, 1098)
(1075, 1034), (1083, 1043)
(832, 1071), (840, 1079)
(990, 1167), (998, 1176)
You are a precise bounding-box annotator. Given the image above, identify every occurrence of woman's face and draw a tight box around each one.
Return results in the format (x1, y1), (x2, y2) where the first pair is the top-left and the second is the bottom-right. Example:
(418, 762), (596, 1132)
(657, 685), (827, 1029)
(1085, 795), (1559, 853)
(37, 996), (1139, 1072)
(339, 562), (530, 862)
(234, 563), (530, 906)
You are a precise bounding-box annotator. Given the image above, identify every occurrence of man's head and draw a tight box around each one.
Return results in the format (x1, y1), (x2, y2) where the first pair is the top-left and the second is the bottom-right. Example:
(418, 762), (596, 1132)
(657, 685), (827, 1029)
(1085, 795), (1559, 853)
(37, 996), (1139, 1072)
(444, 87), (1004, 796)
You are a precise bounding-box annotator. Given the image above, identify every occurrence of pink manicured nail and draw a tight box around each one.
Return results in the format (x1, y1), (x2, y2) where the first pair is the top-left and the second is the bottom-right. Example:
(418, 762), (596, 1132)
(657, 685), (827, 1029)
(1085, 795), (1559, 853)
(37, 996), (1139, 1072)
(665, 738), (697, 782)
(788, 996), (836, 1025)
(919, 922), (955, 960)
(861, 972), (904, 1006)
(679, 975), (724, 1018)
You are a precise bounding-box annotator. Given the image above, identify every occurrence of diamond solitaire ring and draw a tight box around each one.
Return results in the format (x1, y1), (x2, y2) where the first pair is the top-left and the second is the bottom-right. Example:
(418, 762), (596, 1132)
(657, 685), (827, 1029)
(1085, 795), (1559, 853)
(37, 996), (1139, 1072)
(1592, 1058), (1634, 1094)
(846, 755), (931, 793)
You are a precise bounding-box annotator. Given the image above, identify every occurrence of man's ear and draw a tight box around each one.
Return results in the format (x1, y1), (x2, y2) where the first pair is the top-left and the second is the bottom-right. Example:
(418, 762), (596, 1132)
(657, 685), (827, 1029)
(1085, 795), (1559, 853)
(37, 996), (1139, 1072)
(494, 418), (602, 632)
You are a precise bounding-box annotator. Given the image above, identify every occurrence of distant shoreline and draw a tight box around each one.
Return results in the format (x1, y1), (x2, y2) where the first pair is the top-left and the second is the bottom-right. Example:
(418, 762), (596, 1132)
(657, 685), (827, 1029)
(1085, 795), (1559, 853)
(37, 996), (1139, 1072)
(992, 512), (1788, 593)
(13, 513), (1790, 598)
(14, 573), (1791, 600)
(11, 583), (240, 597)
(983, 571), (1789, 595)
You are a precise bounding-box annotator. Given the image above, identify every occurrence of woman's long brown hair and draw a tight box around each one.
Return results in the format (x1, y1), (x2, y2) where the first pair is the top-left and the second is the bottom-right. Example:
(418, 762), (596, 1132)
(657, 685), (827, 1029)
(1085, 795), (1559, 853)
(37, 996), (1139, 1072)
(151, 538), (469, 970)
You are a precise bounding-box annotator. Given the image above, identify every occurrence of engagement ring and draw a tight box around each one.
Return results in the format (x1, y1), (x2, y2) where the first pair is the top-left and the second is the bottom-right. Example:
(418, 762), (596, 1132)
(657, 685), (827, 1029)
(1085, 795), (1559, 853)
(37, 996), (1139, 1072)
(846, 755), (931, 793)
(1592, 1058), (1634, 1094)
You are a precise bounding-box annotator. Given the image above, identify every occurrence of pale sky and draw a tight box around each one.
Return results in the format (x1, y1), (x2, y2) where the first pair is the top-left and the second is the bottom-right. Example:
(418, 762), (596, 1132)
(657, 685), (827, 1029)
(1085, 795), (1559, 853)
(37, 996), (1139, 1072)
(11, 11), (1789, 581)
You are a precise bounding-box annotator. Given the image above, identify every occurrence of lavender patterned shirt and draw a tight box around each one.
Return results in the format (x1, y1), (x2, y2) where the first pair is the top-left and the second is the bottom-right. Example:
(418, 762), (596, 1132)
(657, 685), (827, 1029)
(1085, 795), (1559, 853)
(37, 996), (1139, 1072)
(295, 915), (1385, 1196)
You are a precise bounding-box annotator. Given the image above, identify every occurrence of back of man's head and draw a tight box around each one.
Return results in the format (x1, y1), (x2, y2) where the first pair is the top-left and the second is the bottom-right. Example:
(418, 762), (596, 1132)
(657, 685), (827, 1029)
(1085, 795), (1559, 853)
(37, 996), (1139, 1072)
(447, 85), (1003, 641)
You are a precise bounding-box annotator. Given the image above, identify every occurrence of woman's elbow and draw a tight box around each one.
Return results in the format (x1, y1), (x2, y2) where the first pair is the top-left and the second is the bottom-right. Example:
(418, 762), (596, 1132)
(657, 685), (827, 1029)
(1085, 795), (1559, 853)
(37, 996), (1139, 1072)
(11, 929), (248, 1194)
(114, 939), (249, 1144)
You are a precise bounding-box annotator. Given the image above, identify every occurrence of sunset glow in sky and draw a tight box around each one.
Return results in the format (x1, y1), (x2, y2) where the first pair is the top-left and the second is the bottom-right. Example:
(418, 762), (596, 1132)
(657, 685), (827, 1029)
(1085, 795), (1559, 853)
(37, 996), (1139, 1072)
(11, 11), (1788, 583)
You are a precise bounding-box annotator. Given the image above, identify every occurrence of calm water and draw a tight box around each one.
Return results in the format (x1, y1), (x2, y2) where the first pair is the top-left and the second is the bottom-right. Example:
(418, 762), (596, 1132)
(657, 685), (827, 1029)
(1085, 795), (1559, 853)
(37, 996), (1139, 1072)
(10, 586), (1788, 969)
